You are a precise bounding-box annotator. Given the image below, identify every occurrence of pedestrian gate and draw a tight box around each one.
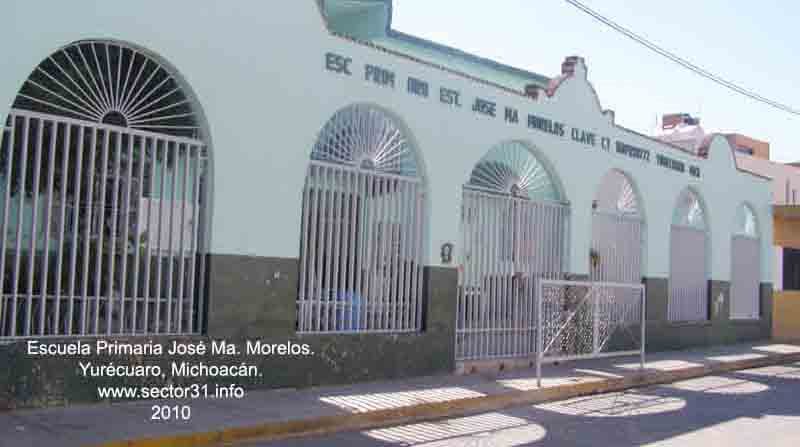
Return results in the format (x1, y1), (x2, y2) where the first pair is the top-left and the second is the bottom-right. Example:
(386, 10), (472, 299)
(456, 189), (568, 360)
(297, 104), (426, 334)
(455, 141), (568, 361)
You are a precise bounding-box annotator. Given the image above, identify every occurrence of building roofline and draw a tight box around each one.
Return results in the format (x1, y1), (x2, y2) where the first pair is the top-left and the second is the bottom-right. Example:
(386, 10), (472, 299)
(386, 30), (551, 87)
(315, 1), (775, 177)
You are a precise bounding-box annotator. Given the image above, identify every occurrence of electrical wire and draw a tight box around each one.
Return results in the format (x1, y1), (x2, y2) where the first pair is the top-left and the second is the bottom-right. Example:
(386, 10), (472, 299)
(564, 0), (800, 116)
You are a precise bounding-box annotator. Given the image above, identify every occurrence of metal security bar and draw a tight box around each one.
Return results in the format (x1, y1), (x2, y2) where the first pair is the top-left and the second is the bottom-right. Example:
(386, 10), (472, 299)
(536, 279), (646, 385)
(297, 161), (425, 333)
(730, 235), (760, 319)
(590, 211), (642, 285)
(455, 188), (568, 361)
(669, 225), (708, 321)
(0, 109), (208, 338)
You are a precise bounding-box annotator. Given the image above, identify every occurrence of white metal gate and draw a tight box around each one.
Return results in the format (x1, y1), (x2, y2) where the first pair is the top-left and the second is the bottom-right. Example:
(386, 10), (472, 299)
(0, 109), (208, 338)
(456, 189), (568, 360)
(731, 235), (760, 319)
(590, 211), (642, 284)
(296, 104), (425, 334)
(536, 279), (645, 385)
(297, 162), (424, 333)
(669, 225), (708, 321)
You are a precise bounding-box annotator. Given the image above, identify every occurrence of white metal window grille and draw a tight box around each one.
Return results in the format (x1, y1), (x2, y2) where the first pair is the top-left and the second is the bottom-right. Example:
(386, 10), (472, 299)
(731, 205), (760, 319)
(456, 142), (568, 361)
(297, 105), (425, 333)
(669, 226), (708, 321)
(669, 190), (709, 321)
(731, 236), (759, 319)
(0, 110), (208, 338)
(14, 40), (201, 139)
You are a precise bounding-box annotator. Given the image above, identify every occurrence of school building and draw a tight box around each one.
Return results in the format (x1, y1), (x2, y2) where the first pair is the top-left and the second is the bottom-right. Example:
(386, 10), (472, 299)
(0, 0), (775, 407)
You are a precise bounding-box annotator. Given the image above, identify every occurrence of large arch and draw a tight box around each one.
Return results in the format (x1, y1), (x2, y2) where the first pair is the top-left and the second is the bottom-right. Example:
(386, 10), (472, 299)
(455, 140), (569, 361)
(0, 39), (213, 338)
(730, 202), (760, 319)
(590, 169), (645, 283)
(669, 187), (710, 321)
(296, 103), (427, 334)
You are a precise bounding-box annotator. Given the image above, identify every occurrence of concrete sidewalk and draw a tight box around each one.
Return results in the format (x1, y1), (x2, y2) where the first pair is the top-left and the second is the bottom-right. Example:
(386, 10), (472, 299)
(1, 341), (799, 447)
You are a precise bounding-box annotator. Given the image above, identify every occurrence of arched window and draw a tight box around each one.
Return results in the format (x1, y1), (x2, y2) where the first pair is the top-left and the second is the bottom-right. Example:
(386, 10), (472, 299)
(0, 40), (211, 338)
(456, 141), (568, 361)
(297, 104), (425, 333)
(669, 188), (709, 321)
(467, 141), (560, 201)
(731, 203), (760, 319)
(466, 142), (562, 263)
(734, 203), (758, 237)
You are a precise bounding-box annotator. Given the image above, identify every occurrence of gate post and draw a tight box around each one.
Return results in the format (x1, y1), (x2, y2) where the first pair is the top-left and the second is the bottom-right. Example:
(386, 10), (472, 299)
(592, 284), (599, 354)
(640, 284), (647, 370)
(536, 278), (543, 388)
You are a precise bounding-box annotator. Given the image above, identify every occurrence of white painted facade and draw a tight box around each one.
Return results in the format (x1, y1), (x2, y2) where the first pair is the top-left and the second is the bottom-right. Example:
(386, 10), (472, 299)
(0, 0), (773, 283)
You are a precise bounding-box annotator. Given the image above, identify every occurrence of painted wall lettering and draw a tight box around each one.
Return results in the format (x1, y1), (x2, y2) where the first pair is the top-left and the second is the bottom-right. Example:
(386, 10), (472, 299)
(571, 128), (596, 146)
(325, 52), (352, 75)
(322, 52), (704, 180)
(616, 141), (651, 162)
(472, 98), (496, 117)
(656, 154), (685, 173)
(440, 87), (461, 107)
(407, 77), (429, 97)
(504, 107), (519, 124)
(365, 64), (395, 88)
(527, 114), (565, 137)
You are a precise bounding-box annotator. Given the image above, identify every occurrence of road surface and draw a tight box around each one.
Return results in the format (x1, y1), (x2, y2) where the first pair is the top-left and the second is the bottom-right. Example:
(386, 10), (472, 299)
(244, 363), (800, 446)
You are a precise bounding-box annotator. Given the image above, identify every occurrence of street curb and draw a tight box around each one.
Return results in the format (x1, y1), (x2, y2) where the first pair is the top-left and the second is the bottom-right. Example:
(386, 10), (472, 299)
(93, 351), (800, 447)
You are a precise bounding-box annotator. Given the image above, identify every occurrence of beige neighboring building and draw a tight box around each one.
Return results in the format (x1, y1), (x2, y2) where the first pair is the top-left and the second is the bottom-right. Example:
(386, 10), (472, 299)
(733, 137), (800, 340)
(727, 133), (771, 160)
(735, 150), (800, 290)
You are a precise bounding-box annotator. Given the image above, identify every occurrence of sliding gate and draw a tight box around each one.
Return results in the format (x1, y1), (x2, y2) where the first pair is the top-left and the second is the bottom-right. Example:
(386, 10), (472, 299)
(455, 188), (568, 361)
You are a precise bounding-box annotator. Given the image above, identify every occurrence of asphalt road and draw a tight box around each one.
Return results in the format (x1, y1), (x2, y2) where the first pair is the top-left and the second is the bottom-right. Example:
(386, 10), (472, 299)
(245, 363), (800, 446)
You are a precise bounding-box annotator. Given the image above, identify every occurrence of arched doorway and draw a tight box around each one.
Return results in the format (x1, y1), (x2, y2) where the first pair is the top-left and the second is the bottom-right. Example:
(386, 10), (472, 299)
(730, 203), (760, 319)
(456, 141), (568, 361)
(297, 104), (426, 333)
(669, 188), (709, 321)
(0, 40), (212, 338)
(590, 170), (644, 284)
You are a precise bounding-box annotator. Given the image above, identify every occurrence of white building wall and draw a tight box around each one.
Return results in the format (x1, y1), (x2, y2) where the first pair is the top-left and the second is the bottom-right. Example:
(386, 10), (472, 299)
(0, 0), (773, 283)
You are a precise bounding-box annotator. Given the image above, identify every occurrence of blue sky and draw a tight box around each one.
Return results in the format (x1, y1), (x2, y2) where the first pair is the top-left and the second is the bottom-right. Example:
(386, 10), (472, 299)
(391, 0), (799, 162)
